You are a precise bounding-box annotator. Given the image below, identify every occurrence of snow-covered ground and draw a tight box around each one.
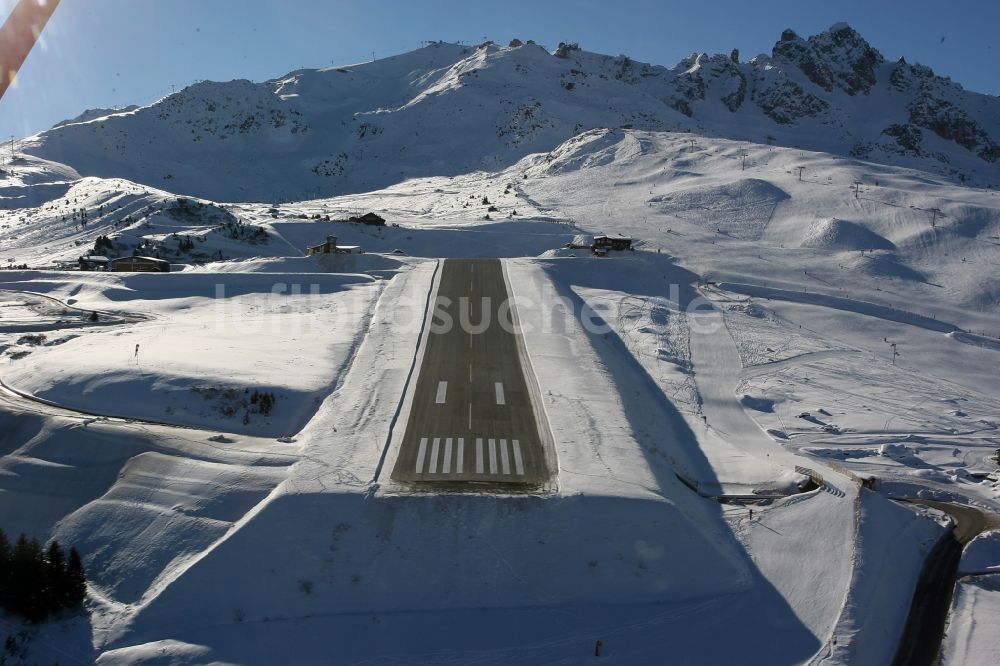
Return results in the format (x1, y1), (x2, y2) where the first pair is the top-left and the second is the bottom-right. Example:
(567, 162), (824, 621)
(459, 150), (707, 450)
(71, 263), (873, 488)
(939, 530), (1000, 664)
(0, 267), (385, 436)
(941, 573), (1000, 665)
(1, 103), (998, 663)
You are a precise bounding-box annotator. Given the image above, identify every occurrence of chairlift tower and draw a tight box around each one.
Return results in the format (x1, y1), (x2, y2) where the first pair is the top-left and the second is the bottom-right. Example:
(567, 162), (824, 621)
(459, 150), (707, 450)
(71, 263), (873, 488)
(929, 207), (942, 227)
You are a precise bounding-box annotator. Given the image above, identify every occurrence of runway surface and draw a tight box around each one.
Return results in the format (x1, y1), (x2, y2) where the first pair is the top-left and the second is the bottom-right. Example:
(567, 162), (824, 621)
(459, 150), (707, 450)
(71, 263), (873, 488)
(391, 259), (549, 486)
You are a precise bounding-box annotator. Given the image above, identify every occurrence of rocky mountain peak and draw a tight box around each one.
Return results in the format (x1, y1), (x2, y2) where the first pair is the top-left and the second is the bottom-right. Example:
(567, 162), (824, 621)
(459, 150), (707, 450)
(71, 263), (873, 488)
(772, 22), (884, 95)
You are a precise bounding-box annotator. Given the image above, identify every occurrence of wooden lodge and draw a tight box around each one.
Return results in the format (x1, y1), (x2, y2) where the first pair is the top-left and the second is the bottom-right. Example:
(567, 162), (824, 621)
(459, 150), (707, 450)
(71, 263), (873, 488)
(109, 256), (171, 273)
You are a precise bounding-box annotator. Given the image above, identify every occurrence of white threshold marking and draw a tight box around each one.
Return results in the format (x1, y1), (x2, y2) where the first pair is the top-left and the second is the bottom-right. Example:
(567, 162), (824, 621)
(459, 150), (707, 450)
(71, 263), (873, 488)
(476, 438), (484, 474)
(428, 437), (441, 474)
(435, 381), (447, 404)
(488, 438), (497, 474)
(456, 438), (464, 474)
(494, 382), (505, 405)
(512, 440), (524, 476)
(443, 438), (453, 474)
(500, 438), (510, 475)
(415, 437), (428, 473)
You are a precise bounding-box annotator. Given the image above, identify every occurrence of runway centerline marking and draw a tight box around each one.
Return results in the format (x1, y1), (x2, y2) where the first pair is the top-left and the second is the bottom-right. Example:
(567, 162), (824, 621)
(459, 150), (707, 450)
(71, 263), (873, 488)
(495, 382), (505, 405)
(415, 438), (428, 473)
(435, 381), (447, 404)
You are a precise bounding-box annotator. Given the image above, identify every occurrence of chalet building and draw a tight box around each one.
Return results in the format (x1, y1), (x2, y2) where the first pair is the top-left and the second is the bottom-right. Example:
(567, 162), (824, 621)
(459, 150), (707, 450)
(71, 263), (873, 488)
(308, 235), (339, 255)
(348, 212), (386, 226)
(78, 255), (110, 271)
(307, 235), (363, 255)
(109, 256), (171, 273)
(592, 235), (633, 252)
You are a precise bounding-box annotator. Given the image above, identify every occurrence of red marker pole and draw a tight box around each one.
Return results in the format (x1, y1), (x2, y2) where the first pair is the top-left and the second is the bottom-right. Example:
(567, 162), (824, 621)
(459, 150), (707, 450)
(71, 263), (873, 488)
(0, 0), (61, 101)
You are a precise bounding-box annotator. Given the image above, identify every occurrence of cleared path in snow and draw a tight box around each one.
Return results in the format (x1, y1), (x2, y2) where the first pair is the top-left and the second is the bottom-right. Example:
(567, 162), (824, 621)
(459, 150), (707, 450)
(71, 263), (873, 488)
(687, 296), (821, 491)
(391, 259), (550, 485)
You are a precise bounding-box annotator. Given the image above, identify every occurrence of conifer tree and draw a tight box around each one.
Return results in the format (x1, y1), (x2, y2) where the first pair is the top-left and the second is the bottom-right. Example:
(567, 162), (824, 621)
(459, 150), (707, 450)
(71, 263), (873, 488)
(9, 535), (43, 621)
(1, 532), (87, 621)
(66, 548), (87, 608)
(46, 540), (69, 608)
(0, 528), (10, 603)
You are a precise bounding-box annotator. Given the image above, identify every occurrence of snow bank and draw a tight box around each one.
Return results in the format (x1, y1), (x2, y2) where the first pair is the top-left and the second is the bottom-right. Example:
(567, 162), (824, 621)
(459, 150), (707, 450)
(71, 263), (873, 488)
(940, 574), (1000, 666)
(56, 452), (287, 605)
(960, 530), (1000, 574)
(745, 487), (857, 648)
(800, 218), (895, 252)
(818, 493), (944, 665)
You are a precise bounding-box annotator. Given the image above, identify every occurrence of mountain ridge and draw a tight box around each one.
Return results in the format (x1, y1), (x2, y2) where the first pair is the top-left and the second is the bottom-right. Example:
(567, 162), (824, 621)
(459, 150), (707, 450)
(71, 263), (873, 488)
(18, 23), (1000, 203)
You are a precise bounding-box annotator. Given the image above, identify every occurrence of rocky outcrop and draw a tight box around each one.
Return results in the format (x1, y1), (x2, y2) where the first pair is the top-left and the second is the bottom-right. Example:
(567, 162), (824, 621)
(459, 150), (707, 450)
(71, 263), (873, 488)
(772, 23), (884, 96)
(881, 123), (925, 155)
(670, 53), (747, 114)
(751, 60), (829, 124)
(909, 96), (1000, 162)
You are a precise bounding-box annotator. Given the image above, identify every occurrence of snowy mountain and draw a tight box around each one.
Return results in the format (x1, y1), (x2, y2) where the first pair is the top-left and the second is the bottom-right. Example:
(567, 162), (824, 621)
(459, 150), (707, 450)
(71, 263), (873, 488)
(18, 23), (1000, 203)
(3, 20), (1000, 666)
(51, 105), (140, 129)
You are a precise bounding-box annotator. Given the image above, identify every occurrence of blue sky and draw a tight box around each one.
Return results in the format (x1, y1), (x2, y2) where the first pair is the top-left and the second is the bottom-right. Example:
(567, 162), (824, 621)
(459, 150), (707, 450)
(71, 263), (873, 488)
(1, 0), (997, 139)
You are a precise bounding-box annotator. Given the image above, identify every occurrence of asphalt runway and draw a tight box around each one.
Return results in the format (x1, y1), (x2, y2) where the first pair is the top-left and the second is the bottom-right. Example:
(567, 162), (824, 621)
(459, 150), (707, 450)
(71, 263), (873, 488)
(391, 259), (549, 486)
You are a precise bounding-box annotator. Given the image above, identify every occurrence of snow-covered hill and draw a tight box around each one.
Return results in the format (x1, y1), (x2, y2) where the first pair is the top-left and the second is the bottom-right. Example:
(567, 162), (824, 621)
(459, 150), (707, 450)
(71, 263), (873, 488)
(16, 23), (1000, 203)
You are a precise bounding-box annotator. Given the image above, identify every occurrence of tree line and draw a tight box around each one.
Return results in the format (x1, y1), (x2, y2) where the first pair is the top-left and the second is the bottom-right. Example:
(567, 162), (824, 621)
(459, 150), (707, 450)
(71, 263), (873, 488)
(0, 529), (86, 624)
